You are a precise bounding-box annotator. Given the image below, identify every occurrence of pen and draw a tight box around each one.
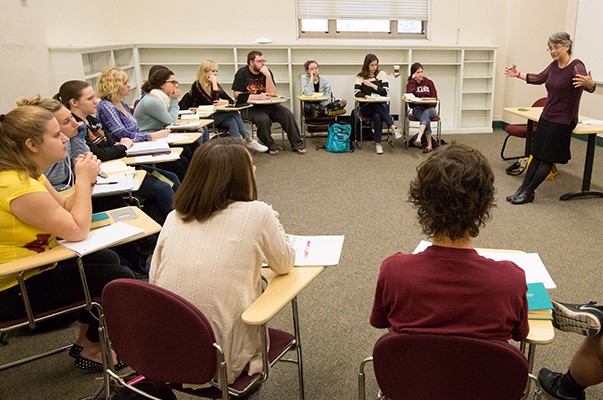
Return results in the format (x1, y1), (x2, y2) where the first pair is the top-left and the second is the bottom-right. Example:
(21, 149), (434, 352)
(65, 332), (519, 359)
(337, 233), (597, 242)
(96, 182), (118, 185)
(304, 240), (311, 258)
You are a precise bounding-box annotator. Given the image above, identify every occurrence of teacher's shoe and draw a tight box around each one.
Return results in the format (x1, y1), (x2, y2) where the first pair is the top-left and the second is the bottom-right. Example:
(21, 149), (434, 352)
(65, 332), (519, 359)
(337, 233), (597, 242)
(552, 300), (603, 336)
(538, 369), (586, 400)
(510, 189), (534, 205)
(505, 187), (525, 202)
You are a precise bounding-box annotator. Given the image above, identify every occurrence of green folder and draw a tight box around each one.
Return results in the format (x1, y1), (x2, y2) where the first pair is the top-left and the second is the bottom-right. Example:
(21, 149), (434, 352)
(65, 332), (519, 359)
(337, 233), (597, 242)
(527, 282), (553, 311)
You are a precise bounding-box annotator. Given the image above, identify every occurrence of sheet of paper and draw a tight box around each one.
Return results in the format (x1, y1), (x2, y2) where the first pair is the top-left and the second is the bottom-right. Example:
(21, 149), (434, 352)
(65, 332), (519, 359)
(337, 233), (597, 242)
(288, 235), (345, 266)
(92, 174), (136, 195)
(126, 141), (170, 156)
(100, 161), (136, 175)
(59, 222), (144, 256)
(156, 134), (189, 144)
(134, 153), (180, 163)
(413, 240), (556, 288)
(581, 119), (603, 125)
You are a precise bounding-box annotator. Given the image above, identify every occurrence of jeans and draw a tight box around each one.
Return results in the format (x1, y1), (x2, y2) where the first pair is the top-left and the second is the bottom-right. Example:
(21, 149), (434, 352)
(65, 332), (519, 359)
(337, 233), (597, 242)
(136, 166), (179, 222)
(212, 111), (251, 139)
(361, 103), (394, 143)
(244, 104), (304, 151)
(411, 107), (437, 135)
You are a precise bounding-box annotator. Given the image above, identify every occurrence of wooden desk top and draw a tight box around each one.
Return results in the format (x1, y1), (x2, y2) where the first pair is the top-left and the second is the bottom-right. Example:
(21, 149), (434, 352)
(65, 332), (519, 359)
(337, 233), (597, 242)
(504, 107), (603, 135)
(242, 266), (324, 326)
(297, 95), (330, 102)
(403, 97), (438, 104)
(123, 147), (183, 165)
(0, 207), (161, 277)
(166, 132), (203, 145)
(249, 97), (288, 105)
(355, 96), (391, 103)
(526, 319), (555, 345)
(214, 105), (253, 111)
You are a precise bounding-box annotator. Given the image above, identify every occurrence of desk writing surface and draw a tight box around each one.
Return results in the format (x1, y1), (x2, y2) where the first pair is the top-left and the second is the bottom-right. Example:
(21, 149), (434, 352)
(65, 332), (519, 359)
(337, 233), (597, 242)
(249, 97), (288, 105)
(214, 104), (253, 111)
(526, 319), (555, 344)
(296, 95), (330, 102)
(355, 96), (391, 103)
(0, 207), (161, 277)
(504, 107), (603, 134)
(242, 266), (324, 326)
(122, 147), (183, 165)
(164, 132), (203, 145)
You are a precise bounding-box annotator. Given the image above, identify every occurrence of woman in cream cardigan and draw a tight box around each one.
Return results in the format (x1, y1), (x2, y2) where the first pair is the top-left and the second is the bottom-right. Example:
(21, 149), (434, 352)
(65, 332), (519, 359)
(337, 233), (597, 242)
(150, 137), (294, 387)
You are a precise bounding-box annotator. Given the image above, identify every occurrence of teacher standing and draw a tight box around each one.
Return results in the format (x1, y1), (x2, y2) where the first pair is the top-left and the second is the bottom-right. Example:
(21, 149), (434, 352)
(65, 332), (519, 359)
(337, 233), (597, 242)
(504, 32), (595, 205)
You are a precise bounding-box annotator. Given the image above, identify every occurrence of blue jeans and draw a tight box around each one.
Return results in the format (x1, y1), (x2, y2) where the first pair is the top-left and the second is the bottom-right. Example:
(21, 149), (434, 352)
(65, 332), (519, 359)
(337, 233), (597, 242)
(411, 107), (437, 135)
(361, 103), (394, 143)
(136, 166), (179, 219)
(212, 111), (251, 139)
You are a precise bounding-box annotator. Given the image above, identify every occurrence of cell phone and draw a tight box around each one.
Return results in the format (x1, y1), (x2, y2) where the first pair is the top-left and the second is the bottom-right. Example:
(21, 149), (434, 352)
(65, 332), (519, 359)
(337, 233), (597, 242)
(91, 212), (110, 222)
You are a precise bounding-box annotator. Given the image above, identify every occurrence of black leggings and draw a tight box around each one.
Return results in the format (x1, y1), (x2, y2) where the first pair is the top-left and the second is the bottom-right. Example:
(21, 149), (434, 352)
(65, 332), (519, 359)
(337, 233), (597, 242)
(0, 249), (134, 342)
(521, 157), (553, 192)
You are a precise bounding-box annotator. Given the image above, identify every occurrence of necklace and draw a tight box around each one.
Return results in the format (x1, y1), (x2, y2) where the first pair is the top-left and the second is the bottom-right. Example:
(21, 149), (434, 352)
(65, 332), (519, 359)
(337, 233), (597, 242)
(558, 56), (572, 69)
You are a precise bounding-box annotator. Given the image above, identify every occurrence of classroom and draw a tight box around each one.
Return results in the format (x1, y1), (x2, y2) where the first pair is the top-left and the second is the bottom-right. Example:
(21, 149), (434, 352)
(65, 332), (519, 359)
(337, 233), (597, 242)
(1, 0), (603, 399)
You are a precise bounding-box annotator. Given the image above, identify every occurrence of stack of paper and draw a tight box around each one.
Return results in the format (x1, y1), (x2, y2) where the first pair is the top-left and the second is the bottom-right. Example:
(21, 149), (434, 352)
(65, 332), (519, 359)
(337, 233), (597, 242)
(126, 141), (171, 157)
(167, 121), (204, 131)
(93, 174), (136, 196)
(60, 222), (144, 256)
(527, 282), (553, 320)
(100, 160), (136, 176)
(134, 152), (180, 163)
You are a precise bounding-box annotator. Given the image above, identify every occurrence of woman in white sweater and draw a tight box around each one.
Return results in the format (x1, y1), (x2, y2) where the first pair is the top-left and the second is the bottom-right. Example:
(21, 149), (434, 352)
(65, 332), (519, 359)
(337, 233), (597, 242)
(149, 137), (294, 386)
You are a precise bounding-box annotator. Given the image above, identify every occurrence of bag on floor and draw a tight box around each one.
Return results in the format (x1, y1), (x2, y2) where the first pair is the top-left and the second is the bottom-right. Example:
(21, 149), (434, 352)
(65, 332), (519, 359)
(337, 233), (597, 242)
(326, 122), (351, 153)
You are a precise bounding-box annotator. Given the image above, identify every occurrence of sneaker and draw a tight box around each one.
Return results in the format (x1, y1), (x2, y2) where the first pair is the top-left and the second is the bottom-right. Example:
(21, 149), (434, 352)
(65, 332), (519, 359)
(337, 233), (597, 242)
(246, 139), (268, 153)
(552, 300), (603, 336)
(392, 126), (402, 140)
(375, 143), (384, 154)
(538, 368), (586, 400)
(422, 147), (433, 154)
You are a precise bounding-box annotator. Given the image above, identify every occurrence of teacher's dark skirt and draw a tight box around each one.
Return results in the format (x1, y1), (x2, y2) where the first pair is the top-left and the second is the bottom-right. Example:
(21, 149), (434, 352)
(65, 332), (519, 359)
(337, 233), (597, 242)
(531, 118), (577, 164)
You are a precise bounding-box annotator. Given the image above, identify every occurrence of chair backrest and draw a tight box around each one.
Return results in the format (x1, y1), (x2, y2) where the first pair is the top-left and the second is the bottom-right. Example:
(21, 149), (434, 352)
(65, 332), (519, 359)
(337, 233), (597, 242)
(532, 97), (547, 107)
(372, 332), (528, 400)
(101, 279), (218, 385)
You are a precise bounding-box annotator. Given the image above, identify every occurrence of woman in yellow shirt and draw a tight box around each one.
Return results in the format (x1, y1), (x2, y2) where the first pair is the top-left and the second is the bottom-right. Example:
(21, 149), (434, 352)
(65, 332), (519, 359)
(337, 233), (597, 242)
(0, 103), (133, 371)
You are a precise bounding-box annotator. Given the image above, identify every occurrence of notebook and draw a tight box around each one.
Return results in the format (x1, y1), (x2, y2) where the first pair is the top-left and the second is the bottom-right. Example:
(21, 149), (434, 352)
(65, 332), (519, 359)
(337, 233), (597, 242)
(226, 92), (250, 108)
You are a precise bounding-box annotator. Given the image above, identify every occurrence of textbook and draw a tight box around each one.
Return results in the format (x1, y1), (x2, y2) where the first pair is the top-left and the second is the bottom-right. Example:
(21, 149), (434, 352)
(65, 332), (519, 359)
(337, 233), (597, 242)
(527, 282), (553, 320)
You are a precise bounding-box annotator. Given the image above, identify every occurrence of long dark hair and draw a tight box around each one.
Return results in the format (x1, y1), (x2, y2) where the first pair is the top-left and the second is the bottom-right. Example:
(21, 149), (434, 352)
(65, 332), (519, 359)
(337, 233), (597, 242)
(409, 62), (424, 82)
(357, 53), (379, 79)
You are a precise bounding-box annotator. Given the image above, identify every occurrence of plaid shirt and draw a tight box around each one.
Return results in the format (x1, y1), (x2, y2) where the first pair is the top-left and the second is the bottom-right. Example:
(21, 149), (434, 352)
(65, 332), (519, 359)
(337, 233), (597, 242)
(96, 100), (150, 142)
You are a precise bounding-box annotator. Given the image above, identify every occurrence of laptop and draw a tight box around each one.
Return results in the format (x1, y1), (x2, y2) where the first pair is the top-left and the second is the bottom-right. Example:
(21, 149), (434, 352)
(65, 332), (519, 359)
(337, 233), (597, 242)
(227, 92), (250, 108)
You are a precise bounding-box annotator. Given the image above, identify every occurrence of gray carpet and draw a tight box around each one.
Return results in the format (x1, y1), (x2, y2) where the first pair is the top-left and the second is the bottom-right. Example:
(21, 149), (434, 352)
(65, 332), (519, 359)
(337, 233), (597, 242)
(1, 130), (602, 399)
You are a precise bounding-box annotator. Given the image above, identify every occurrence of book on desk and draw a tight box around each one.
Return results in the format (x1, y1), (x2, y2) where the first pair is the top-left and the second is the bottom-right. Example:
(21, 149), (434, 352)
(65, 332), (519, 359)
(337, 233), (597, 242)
(527, 282), (553, 320)
(126, 141), (171, 157)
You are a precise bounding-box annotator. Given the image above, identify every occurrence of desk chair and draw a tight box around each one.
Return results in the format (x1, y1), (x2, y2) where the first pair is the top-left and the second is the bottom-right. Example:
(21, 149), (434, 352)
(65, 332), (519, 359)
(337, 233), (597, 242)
(353, 102), (395, 149)
(241, 108), (287, 150)
(501, 97), (547, 160)
(403, 100), (442, 148)
(358, 332), (541, 400)
(100, 279), (304, 400)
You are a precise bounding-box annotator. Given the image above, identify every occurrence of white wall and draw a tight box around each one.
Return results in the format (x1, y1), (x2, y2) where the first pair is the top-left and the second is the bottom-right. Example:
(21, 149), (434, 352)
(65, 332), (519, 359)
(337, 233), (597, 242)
(3, 0), (599, 120)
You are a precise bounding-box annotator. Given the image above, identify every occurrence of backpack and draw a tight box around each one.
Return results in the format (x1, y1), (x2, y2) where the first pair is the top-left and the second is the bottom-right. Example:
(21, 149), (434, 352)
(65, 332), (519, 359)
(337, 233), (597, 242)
(326, 122), (351, 153)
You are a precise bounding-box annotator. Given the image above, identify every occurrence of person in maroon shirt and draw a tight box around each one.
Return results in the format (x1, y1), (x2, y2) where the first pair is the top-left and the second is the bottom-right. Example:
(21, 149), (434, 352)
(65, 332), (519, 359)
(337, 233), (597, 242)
(370, 143), (529, 343)
(504, 32), (596, 205)
(406, 62), (438, 153)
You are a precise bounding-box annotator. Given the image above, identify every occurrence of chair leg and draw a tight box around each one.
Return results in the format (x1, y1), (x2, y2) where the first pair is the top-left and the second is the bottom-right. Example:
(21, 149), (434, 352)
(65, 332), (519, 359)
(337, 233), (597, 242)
(358, 357), (373, 400)
(291, 297), (305, 400)
(501, 134), (523, 161)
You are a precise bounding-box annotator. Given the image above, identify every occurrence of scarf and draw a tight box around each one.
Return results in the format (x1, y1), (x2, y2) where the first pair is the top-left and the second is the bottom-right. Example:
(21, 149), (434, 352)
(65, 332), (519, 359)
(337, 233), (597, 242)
(150, 89), (171, 110)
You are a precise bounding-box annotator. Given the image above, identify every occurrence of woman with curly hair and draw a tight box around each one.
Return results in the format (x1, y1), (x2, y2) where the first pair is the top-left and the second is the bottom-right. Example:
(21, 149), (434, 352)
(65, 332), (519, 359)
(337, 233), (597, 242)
(370, 143), (529, 343)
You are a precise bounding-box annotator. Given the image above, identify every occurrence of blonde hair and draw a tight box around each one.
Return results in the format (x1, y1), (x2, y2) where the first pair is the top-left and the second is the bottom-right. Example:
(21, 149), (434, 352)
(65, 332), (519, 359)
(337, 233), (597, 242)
(196, 60), (219, 95)
(16, 95), (63, 113)
(96, 67), (128, 103)
(0, 106), (55, 178)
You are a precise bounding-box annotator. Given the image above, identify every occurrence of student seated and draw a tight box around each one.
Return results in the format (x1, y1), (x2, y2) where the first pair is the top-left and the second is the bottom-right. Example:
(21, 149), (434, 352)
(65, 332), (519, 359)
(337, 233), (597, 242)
(538, 300), (603, 400)
(232, 50), (306, 155)
(301, 60), (347, 118)
(406, 62), (439, 153)
(186, 59), (267, 153)
(95, 67), (188, 181)
(370, 144), (529, 342)
(133, 67), (181, 133)
(0, 105), (133, 371)
(150, 138), (294, 388)
(56, 80), (179, 225)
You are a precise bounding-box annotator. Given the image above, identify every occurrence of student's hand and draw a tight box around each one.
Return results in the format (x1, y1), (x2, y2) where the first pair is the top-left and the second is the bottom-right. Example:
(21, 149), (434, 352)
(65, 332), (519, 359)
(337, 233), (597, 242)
(209, 74), (218, 84)
(259, 65), (270, 76)
(363, 79), (376, 89)
(150, 129), (170, 140)
(573, 70), (596, 90)
(504, 64), (519, 78)
(170, 87), (182, 99)
(74, 152), (101, 186)
(311, 71), (319, 83)
(213, 99), (229, 106)
(118, 138), (133, 148)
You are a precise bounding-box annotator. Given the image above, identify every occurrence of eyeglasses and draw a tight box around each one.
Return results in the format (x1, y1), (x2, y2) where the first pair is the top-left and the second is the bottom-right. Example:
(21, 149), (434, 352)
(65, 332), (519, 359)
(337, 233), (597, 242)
(546, 44), (564, 52)
(165, 80), (179, 86)
(254, 59), (267, 64)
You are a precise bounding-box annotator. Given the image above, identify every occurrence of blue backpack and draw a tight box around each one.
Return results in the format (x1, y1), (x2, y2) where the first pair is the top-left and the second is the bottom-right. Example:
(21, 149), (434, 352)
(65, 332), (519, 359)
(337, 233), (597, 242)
(326, 122), (351, 153)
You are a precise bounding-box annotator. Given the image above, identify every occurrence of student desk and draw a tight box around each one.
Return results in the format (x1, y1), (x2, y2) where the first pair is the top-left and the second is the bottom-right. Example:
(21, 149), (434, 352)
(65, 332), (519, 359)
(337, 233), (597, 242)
(214, 105), (253, 112)
(248, 97), (289, 106)
(122, 147), (183, 166)
(242, 266), (324, 399)
(402, 97), (440, 146)
(504, 107), (603, 201)
(353, 96), (392, 149)
(296, 95), (332, 145)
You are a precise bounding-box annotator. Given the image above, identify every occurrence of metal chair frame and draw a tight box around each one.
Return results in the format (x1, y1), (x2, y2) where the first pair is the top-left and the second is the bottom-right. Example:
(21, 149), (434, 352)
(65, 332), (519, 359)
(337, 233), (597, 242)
(402, 99), (442, 148)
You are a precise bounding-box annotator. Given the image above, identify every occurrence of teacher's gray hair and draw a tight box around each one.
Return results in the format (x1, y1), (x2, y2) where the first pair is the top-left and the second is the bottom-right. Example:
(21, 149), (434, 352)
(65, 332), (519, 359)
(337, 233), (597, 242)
(549, 32), (573, 55)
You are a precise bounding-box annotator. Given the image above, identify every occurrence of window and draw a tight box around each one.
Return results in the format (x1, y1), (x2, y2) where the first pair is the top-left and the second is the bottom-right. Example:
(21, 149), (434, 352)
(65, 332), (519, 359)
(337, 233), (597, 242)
(297, 0), (428, 39)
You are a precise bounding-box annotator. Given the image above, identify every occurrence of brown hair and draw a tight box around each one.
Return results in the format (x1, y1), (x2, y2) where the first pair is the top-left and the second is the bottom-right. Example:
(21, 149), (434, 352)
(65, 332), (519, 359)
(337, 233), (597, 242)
(55, 80), (91, 108)
(141, 66), (174, 93)
(357, 53), (380, 79)
(247, 50), (263, 65)
(408, 143), (495, 240)
(174, 137), (257, 222)
(0, 105), (55, 178)
(304, 60), (318, 73)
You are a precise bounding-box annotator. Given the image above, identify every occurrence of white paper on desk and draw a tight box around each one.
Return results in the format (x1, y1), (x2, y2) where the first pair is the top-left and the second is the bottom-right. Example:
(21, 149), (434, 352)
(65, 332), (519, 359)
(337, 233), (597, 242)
(93, 174), (135, 195)
(126, 141), (170, 156)
(134, 152), (180, 163)
(59, 222), (144, 256)
(288, 235), (344, 266)
(370, 94), (390, 101)
(156, 134), (189, 144)
(413, 240), (556, 289)
(100, 161), (135, 175)
(581, 119), (603, 125)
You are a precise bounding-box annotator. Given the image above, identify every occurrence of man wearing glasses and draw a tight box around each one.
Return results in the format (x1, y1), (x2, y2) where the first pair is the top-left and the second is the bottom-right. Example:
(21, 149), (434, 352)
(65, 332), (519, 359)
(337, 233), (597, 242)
(232, 51), (306, 155)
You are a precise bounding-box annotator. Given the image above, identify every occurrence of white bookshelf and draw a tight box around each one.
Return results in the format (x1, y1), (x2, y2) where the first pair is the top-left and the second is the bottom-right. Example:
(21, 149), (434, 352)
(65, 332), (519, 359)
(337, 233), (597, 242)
(49, 44), (496, 133)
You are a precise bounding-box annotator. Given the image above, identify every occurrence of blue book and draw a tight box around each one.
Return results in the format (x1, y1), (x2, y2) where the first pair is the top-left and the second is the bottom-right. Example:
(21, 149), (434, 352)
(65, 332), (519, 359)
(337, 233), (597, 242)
(527, 282), (553, 311)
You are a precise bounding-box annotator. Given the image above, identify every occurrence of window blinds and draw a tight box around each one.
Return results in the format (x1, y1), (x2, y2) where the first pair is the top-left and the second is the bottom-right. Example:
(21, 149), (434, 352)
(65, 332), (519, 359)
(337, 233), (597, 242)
(297, 0), (428, 20)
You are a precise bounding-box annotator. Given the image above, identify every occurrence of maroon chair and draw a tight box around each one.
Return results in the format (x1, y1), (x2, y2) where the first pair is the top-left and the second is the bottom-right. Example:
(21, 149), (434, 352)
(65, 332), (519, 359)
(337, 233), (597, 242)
(501, 97), (547, 160)
(100, 279), (302, 400)
(404, 99), (442, 147)
(358, 332), (539, 400)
